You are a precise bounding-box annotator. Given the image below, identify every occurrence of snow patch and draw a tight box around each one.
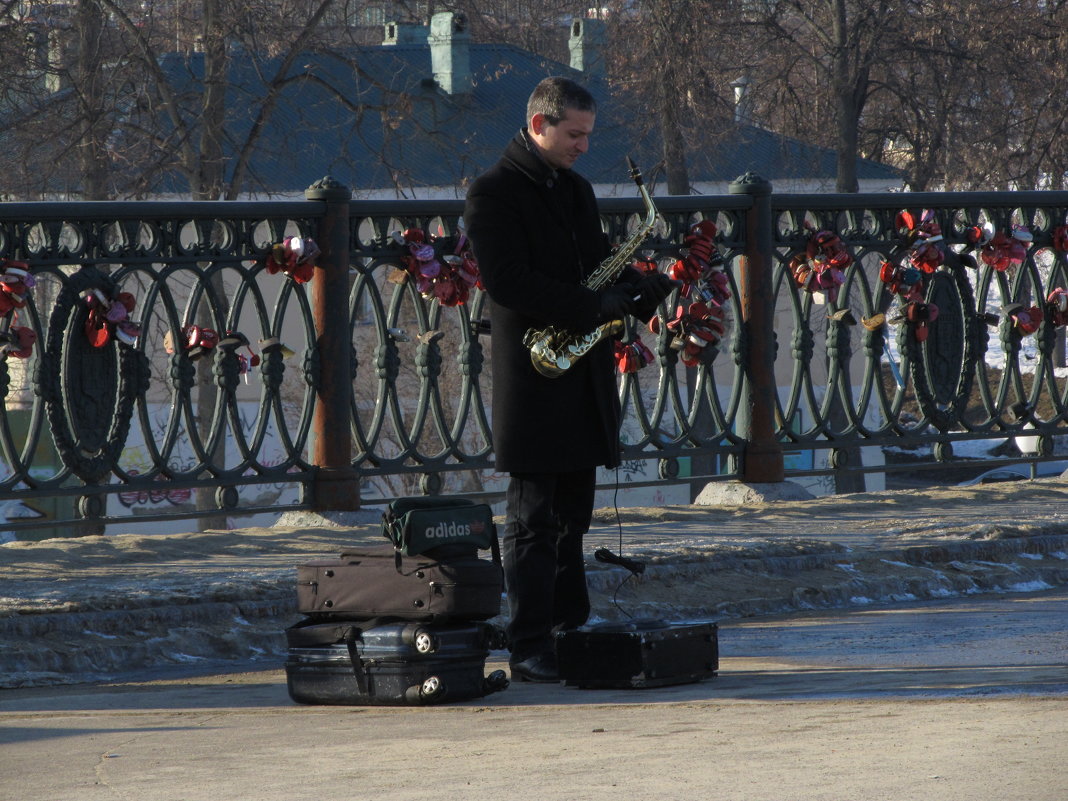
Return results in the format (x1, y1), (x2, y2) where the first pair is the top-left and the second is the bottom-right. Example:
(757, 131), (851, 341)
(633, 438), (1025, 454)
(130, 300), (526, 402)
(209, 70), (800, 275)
(1007, 580), (1054, 593)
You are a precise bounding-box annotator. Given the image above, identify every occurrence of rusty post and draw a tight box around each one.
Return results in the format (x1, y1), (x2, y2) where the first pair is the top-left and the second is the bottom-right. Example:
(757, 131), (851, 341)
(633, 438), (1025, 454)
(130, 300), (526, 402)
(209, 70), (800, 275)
(730, 172), (784, 482)
(305, 176), (361, 510)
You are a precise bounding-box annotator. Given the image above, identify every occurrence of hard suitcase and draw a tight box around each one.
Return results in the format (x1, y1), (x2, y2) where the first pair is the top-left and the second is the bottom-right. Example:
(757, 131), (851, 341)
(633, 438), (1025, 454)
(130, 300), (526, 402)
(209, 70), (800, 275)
(284, 619), (509, 706)
(556, 619), (718, 689)
(296, 545), (503, 621)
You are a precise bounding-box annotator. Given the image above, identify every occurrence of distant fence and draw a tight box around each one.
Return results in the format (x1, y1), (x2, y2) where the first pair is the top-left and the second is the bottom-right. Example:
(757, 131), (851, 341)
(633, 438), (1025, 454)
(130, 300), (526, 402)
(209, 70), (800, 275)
(2, 176), (1067, 538)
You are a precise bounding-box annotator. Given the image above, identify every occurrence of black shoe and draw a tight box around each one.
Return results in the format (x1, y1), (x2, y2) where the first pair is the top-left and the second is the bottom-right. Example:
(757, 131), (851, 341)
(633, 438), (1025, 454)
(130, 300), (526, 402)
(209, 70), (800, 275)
(509, 653), (559, 683)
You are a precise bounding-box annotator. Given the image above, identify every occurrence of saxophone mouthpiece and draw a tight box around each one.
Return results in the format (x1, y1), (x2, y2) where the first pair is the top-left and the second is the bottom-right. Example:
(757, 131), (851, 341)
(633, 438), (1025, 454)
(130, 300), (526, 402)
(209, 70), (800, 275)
(626, 156), (644, 186)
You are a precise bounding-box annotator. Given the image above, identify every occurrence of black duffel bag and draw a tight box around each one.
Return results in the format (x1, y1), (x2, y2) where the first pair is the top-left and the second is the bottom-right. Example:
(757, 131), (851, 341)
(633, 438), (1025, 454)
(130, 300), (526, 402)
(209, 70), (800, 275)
(381, 496), (498, 561)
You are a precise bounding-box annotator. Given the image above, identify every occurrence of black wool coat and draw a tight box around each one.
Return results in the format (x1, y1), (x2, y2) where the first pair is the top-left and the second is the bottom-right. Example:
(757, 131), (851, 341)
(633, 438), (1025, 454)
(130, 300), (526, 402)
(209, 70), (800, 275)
(464, 131), (639, 474)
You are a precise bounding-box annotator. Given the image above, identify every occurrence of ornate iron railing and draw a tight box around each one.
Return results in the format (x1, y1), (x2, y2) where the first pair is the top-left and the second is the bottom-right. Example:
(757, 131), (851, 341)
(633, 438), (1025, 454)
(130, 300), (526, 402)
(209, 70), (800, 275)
(1, 177), (1067, 538)
(767, 188), (1068, 491)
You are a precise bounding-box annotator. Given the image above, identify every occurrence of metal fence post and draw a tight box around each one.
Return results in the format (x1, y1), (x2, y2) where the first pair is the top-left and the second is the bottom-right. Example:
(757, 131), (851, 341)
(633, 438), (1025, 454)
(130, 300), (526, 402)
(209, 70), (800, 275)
(305, 176), (361, 510)
(730, 172), (784, 482)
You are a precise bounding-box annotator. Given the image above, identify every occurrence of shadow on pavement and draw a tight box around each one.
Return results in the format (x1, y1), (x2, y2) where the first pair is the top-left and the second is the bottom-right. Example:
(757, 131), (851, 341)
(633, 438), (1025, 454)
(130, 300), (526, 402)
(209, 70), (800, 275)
(3, 659), (1066, 716)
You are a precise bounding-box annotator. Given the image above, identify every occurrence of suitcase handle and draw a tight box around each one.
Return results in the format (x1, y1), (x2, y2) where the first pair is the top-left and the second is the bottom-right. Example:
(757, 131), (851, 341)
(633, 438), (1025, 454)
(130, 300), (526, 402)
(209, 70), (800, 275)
(490, 525), (501, 566)
(343, 628), (369, 694)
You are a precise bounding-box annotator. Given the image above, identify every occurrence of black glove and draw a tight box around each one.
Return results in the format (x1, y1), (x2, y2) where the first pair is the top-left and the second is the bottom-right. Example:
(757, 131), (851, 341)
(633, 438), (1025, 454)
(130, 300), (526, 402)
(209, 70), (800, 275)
(635, 272), (679, 307)
(597, 285), (638, 322)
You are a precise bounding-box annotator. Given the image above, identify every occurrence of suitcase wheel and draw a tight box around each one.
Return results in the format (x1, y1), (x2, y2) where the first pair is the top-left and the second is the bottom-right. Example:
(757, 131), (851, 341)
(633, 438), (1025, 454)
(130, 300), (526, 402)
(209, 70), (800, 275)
(401, 625), (439, 654)
(403, 674), (446, 704)
(483, 669), (509, 695)
(485, 626), (509, 651)
(414, 631), (438, 654)
(405, 676), (446, 704)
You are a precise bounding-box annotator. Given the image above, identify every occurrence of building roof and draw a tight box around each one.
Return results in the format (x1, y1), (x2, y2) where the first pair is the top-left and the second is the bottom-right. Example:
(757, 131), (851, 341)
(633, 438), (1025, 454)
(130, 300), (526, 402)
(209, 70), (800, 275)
(147, 32), (903, 198)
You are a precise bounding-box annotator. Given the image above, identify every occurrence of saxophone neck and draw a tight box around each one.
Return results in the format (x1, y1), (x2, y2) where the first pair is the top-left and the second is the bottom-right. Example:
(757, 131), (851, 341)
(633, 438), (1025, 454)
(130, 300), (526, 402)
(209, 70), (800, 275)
(637, 181), (658, 230)
(627, 156), (657, 229)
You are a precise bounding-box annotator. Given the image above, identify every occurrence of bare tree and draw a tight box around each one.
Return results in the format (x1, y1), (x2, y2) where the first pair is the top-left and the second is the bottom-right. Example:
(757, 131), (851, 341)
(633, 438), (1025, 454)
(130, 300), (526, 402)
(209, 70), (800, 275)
(865, 0), (1068, 192)
(459, 0), (588, 63)
(599, 0), (748, 195)
(74, 1), (111, 199)
(90, 0), (337, 200)
(732, 0), (899, 193)
(0, 1), (115, 199)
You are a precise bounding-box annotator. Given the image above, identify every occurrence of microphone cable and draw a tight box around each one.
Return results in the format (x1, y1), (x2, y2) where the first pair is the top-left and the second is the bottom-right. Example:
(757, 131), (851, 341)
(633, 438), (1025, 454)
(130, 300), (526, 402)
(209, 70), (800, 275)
(593, 468), (647, 617)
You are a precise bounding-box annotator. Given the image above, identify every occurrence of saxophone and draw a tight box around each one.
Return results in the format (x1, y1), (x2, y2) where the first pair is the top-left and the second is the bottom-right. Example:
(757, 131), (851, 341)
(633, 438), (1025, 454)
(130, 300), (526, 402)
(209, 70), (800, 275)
(523, 157), (660, 378)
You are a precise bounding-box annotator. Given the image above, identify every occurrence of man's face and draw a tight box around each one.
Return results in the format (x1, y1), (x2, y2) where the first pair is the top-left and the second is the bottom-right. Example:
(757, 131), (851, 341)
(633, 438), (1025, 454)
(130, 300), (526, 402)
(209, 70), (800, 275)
(529, 108), (595, 170)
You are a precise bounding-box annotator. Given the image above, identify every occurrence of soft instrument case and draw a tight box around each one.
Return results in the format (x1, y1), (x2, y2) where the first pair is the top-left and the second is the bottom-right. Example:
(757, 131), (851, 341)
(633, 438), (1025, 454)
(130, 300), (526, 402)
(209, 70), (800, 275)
(296, 544), (503, 622)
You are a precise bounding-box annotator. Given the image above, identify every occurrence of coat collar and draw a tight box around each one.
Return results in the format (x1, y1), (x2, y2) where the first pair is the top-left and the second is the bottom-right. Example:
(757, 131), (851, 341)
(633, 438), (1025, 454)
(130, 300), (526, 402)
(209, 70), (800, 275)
(503, 128), (563, 188)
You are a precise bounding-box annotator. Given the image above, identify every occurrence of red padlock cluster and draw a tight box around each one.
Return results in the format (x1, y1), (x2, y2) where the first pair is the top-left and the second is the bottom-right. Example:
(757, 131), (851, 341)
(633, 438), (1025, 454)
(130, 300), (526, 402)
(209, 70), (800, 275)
(1047, 288), (1068, 327)
(395, 228), (481, 307)
(164, 326), (262, 374)
(893, 208), (946, 275)
(0, 260), (35, 315)
(963, 224), (989, 247)
(650, 300), (725, 368)
(879, 260), (924, 302)
(910, 239), (943, 273)
(230, 335), (262, 376)
(657, 221), (731, 369)
(668, 220), (730, 305)
(1053, 225), (1068, 253)
(790, 229), (851, 303)
(613, 338), (655, 374)
(84, 289), (140, 348)
(896, 209), (943, 273)
(903, 301), (940, 343)
(895, 209), (941, 244)
(974, 226), (1030, 272)
(265, 236), (319, 284)
(1004, 303), (1043, 335)
(0, 325), (36, 359)
(0, 260), (38, 359)
(165, 325), (219, 361)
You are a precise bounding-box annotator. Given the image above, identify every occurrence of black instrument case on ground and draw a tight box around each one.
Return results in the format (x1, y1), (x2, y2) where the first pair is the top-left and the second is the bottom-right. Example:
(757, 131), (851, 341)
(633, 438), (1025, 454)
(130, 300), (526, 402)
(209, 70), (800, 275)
(285, 619), (508, 706)
(556, 619), (718, 689)
(296, 545), (502, 621)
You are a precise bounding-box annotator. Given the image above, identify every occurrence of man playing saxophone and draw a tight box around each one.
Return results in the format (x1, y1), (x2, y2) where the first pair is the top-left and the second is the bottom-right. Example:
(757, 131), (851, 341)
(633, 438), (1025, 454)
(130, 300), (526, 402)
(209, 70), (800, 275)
(464, 76), (676, 683)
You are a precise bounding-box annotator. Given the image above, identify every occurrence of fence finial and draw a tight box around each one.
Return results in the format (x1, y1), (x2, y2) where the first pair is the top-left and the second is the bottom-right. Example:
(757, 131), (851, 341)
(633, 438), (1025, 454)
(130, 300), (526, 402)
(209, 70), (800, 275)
(305, 176), (352, 202)
(729, 172), (772, 196)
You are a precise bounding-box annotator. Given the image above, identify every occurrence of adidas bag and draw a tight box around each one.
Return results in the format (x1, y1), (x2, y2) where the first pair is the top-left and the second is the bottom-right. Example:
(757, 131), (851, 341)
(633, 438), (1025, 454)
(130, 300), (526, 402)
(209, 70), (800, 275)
(382, 496), (497, 560)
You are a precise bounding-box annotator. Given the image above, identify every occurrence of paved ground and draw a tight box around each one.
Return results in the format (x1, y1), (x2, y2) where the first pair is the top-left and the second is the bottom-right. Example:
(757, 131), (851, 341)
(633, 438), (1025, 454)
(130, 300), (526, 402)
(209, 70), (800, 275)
(1, 589), (1066, 801)
(3, 480), (1068, 799)
(6, 681), (1063, 801)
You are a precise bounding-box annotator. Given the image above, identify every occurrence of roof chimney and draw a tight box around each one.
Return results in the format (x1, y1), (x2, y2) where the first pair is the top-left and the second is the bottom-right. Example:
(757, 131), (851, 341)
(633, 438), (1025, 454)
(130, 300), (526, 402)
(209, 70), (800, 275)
(45, 30), (68, 93)
(569, 17), (605, 76)
(731, 75), (753, 125)
(382, 21), (428, 46)
(429, 11), (471, 95)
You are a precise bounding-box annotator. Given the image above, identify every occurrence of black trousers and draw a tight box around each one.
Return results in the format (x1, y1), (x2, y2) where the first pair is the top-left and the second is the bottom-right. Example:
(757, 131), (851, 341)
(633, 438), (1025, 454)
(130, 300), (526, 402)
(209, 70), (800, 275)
(503, 468), (596, 662)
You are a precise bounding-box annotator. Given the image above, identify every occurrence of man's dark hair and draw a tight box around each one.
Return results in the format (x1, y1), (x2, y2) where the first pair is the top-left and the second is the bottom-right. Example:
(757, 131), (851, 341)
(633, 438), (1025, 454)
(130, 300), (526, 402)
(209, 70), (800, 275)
(526, 76), (597, 127)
